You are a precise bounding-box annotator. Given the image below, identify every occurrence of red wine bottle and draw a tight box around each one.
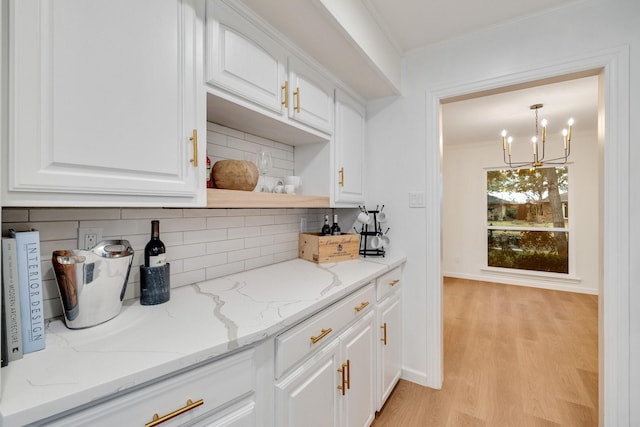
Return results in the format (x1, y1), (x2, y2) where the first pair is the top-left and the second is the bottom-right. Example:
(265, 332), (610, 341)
(144, 220), (166, 268)
(331, 214), (341, 235)
(321, 215), (331, 235)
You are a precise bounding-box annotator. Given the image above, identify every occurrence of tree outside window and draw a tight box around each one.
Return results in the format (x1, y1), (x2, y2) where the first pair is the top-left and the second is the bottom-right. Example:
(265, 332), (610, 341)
(487, 167), (569, 274)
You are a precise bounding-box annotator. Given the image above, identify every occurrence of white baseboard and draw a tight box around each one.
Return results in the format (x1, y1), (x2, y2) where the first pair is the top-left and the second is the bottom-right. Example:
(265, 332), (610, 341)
(443, 271), (598, 295)
(400, 367), (433, 389)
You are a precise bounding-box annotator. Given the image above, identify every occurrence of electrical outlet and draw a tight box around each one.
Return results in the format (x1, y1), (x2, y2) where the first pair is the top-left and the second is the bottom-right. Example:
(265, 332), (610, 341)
(78, 228), (103, 250)
(300, 218), (307, 232)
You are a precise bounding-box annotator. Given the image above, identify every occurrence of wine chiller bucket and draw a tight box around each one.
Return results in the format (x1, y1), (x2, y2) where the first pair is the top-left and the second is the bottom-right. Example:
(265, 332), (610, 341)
(52, 240), (134, 329)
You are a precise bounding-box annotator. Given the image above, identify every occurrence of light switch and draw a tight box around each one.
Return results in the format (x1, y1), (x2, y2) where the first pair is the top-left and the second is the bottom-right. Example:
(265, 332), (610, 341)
(408, 191), (425, 208)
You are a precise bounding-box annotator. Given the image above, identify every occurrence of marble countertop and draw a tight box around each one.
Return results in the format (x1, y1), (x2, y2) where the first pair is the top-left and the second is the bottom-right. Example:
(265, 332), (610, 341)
(0, 253), (405, 426)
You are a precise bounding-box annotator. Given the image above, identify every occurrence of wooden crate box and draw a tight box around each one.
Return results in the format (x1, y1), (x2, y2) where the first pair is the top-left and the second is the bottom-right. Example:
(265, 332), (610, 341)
(299, 233), (360, 263)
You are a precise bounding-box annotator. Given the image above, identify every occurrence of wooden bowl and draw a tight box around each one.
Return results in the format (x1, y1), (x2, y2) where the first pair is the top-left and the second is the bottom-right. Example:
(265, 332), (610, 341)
(212, 160), (259, 191)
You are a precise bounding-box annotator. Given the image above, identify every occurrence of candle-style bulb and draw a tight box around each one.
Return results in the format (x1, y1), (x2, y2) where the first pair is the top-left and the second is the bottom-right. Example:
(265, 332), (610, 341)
(501, 130), (507, 150)
(567, 118), (574, 141)
(507, 137), (512, 156)
(541, 119), (547, 143)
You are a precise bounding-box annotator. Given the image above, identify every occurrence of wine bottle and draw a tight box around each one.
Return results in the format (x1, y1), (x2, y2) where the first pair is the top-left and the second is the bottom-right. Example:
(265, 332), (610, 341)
(321, 215), (331, 235)
(144, 220), (166, 268)
(331, 214), (341, 235)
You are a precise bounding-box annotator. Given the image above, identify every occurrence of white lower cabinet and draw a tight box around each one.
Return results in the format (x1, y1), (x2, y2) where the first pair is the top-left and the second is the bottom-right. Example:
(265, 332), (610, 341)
(42, 348), (258, 427)
(375, 267), (403, 411)
(275, 311), (375, 427)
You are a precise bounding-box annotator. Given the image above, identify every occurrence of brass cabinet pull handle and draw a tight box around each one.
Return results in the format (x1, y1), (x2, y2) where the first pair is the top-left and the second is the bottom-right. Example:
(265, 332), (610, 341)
(189, 129), (198, 167)
(145, 398), (204, 427)
(310, 328), (332, 344)
(294, 87), (301, 113)
(281, 81), (289, 108)
(345, 359), (351, 390)
(354, 301), (369, 312)
(339, 167), (344, 187)
(381, 323), (387, 345)
(389, 279), (400, 287)
(337, 361), (347, 395)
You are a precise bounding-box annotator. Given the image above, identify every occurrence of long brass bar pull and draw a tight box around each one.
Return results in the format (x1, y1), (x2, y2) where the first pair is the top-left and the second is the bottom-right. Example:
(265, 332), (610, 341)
(310, 328), (332, 344)
(294, 87), (301, 113)
(145, 399), (204, 427)
(354, 301), (370, 312)
(389, 279), (400, 287)
(345, 359), (351, 390)
(381, 323), (387, 345)
(337, 362), (347, 395)
(281, 81), (289, 108)
(339, 167), (345, 187)
(189, 129), (198, 167)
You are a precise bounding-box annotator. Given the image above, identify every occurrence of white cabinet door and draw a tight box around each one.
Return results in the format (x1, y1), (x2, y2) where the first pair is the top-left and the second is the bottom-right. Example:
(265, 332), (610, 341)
(275, 340), (340, 427)
(377, 293), (402, 410)
(340, 311), (375, 427)
(287, 57), (334, 135)
(5, 0), (205, 206)
(206, 0), (287, 114)
(334, 89), (365, 205)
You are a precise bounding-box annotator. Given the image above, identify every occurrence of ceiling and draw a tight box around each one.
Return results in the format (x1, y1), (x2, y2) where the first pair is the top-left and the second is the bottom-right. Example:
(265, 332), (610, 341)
(364, 0), (582, 53)
(442, 74), (600, 146)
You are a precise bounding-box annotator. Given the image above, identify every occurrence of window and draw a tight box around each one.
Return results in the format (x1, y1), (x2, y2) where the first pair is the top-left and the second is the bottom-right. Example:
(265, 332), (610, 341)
(487, 167), (569, 274)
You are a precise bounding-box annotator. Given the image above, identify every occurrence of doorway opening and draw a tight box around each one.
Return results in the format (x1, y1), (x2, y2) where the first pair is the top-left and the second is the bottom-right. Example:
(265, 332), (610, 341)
(424, 46), (631, 426)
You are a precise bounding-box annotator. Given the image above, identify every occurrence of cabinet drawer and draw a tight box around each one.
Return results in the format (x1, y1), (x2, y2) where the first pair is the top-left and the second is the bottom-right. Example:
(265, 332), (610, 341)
(376, 267), (402, 301)
(275, 283), (375, 378)
(45, 348), (256, 427)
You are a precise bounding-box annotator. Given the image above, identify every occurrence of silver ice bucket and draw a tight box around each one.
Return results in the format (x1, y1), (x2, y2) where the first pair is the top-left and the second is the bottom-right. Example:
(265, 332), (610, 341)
(52, 240), (134, 329)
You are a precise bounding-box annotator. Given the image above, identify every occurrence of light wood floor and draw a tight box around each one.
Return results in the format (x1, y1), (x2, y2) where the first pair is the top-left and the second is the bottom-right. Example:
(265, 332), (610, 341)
(372, 277), (598, 427)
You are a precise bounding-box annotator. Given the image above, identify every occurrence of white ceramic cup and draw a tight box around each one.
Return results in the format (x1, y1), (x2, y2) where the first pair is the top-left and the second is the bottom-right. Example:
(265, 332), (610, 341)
(356, 212), (371, 224)
(273, 184), (284, 193)
(377, 212), (388, 223)
(284, 184), (295, 194)
(371, 235), (383, 249)
(284, 176), (302, 191)
(381, 235), (391, 248)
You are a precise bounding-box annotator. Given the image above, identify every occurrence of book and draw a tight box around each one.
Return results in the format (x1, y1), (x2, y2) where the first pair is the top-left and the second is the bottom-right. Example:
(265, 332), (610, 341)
(9, 230), (45, 354)
(1, 282), (7, 367)
(2, 237), (23, 361)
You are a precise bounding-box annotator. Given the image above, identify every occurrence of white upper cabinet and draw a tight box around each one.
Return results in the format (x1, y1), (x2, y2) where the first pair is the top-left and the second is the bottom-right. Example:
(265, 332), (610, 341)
(287, 56), (334, 135)
(205, 0), (333, 142)
(3, 0), (206, 206)
(206, 0), (286, 114)
(334, 89), (365, 205)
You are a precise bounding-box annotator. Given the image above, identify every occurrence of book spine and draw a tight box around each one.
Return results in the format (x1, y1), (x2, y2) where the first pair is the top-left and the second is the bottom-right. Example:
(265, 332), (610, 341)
(1, 283), (7, 367)
(2, 238), (23, 361)
(12, 231), (45, 354)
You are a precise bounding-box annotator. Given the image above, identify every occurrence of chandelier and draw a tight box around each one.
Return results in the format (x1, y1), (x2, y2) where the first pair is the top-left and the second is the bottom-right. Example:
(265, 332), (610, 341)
(501, 103), (574, 169)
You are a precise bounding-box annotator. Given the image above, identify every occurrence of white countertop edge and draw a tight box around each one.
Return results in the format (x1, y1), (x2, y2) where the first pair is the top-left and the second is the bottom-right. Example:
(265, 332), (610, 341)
(0, 255), (406, 426)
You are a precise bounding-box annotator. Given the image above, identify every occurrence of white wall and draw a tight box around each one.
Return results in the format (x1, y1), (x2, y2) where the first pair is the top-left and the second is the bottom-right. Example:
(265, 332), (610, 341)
(442, 128), (600, 294)
(366, 0), (639, 423)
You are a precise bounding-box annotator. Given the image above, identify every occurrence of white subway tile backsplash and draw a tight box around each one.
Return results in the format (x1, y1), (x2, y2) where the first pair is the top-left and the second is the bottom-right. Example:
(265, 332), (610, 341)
(206, 239), (245, 254)
(183, 252), (227, 271)
(206, 261), (245, 280)
(245, 255), (275, 270)
(228, 247), (261, 263)
(184, 228), (228, 244)
(207, 216), (245, 229)
(30, 208), (121, 221)
(227, 225), (262, 240)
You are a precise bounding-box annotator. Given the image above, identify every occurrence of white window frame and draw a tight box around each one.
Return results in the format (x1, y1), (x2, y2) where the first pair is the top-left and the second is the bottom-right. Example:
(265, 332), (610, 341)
(485, 166), (575, 277)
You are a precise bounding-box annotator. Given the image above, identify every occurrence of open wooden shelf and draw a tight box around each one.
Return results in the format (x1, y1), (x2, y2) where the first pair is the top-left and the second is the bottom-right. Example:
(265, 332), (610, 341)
(206, 189), (330, 208)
